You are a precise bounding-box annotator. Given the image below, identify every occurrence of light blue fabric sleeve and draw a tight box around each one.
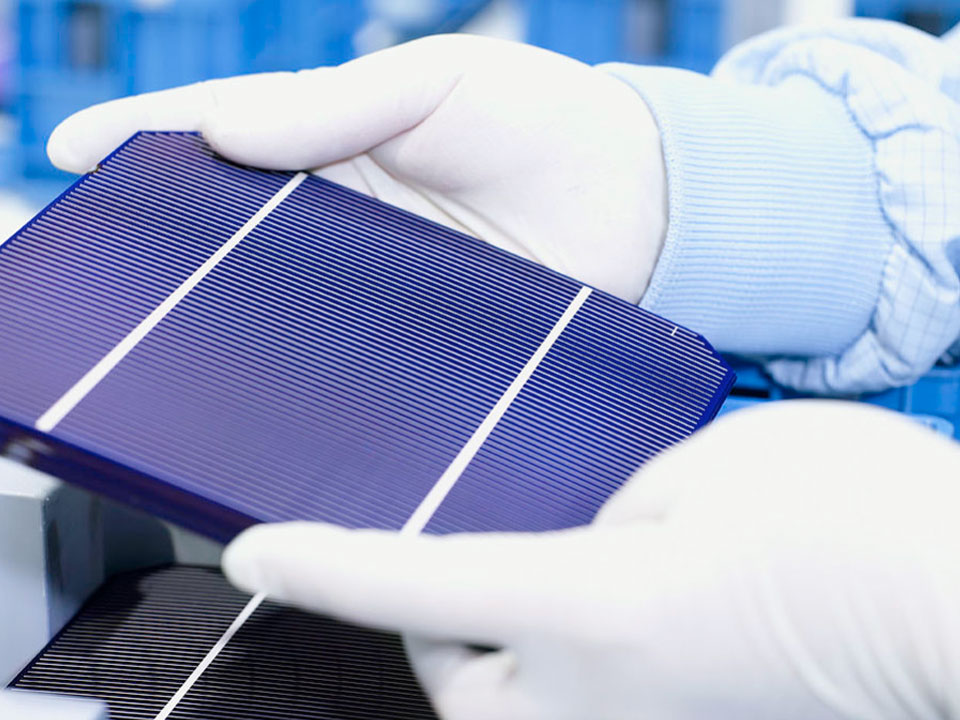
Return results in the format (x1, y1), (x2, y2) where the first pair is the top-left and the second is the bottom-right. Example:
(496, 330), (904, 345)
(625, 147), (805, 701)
(599, 19), (960, 394)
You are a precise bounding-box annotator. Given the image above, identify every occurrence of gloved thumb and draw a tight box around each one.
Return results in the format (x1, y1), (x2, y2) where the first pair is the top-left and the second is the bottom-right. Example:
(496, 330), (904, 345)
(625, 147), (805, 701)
(221, 520), (632, 646)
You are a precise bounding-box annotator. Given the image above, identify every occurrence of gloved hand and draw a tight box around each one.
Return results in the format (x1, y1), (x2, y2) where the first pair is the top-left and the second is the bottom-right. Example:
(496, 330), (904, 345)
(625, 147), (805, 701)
(223, 402), (960, 720)
(47, 34), (666, 304)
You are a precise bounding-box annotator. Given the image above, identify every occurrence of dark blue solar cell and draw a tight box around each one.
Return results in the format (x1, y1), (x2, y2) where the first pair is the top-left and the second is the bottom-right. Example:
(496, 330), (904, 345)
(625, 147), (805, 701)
(425, 293), (732, 533)
(0, 133), (292, 425)
(0, 131), (734, 541)
(54, 178), (582, 532)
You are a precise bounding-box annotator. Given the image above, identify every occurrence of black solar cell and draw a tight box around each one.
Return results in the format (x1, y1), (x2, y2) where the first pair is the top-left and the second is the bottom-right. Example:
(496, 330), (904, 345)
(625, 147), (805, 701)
(12, 566), (437, 720)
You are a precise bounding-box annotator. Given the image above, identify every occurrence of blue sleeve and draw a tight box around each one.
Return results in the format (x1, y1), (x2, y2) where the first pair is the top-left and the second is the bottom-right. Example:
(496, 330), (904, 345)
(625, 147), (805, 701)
(599, 19), (960, 394)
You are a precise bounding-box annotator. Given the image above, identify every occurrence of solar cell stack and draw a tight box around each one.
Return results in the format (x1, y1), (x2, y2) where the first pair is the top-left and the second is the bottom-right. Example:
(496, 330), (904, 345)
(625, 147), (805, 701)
(12, 566), (438, 720)
(0, 131), (734, 716)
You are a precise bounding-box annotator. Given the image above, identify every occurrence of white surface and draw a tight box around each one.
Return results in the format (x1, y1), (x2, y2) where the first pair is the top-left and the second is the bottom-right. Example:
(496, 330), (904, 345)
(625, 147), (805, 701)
(0, 690), (106, 719)
(0, 453), (59, 498)
(0, 455), (222, 684)
(0, 458), (104, 686)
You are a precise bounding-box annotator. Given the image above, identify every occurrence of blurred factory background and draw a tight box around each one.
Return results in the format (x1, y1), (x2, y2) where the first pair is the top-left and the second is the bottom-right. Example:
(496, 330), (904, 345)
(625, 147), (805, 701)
(0, 0), (957, 235)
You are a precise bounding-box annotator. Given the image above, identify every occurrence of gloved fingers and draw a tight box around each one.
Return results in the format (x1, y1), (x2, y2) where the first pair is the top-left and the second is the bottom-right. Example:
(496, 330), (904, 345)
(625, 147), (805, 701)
(221, 520), (625, 645)
(47, 80), (221, 173)
(593, 448), (698, 527)
(47, 33), (506, 175)
(595, 400), (960, 530)
(593, 407), (753, 527)
(404, 635), (540, 720)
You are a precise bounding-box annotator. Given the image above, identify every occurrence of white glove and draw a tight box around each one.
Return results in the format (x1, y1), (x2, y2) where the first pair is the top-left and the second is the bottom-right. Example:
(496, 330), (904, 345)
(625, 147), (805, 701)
(47, 34), (666, 304)
(223, 402), (960, 720)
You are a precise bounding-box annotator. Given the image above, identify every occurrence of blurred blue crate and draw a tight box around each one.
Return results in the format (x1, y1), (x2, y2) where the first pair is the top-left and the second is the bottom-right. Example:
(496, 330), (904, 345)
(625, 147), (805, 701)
(668, 0), (723, 70)
(523, 0), (624, 65)
(367, 0), (493, 43)
(856, 0), (960, 33)
(523, 0), (724, 73)
(861, 365), (960, 429)
(13, 0), (365, 178)
(241, 0), (363, 73)
(720, 359), (960, 439)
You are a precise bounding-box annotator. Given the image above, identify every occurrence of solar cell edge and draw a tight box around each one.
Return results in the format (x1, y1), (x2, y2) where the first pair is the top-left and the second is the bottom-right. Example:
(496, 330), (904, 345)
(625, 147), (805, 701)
(0, 131), (182, 255)
(0, 415), (257, 542)
(698, 360), (737, 428)
(671, 328), (736, 429)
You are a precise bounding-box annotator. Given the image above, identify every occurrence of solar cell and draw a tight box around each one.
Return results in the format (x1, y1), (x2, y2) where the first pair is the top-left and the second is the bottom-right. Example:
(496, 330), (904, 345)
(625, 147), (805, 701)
(11, 566), (437, 720)
(0, 131), (734, 541)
